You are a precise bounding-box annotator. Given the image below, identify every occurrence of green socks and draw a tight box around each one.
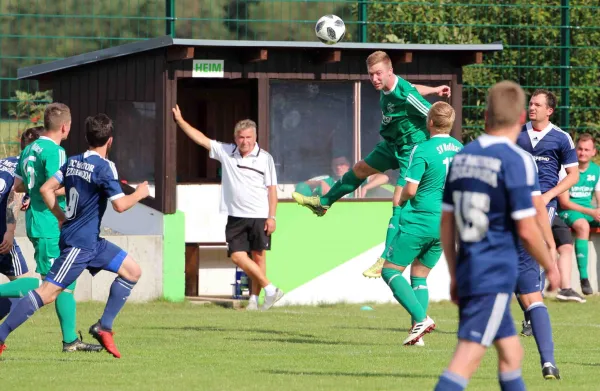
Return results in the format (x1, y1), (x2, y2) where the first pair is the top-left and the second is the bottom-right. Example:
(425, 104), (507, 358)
(55, 291), (79, 344)
(411, 276), (429, 324)
(382, 268), (426, 323)
(0, 277), (41, 297)
(575, 238), (589, 279)
(320, 170), (363, 207)
(381, 206), (402, 260)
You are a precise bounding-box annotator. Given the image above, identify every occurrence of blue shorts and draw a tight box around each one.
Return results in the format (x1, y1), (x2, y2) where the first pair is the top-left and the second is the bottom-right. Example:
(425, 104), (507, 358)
(458, 293), (516, 347)
(46, 239), (127, 289)
(515, 205), (554, 295)
(0, 241), (28, 277)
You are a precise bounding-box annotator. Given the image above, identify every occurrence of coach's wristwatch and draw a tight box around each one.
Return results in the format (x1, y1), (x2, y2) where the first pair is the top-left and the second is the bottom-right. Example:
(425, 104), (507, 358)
(268, 215), (276, 221)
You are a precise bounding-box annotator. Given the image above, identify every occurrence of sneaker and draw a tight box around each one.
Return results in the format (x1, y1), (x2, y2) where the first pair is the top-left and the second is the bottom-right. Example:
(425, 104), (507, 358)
(0, 343), (5, 356)
(542, 362), (561, 380)
(261, 288), (284, 311)
(520, 320), (532, 337)
(403, 316), (435, 345)
(556, 288), (586, 303)
(62, 332), (103, 353)
(291, 192), (329, 217)
(246, 301), (259, 311)
(89, 323), (121, 358)
(363, 257), (385, 279)
(581, 279), (593, 295)
(414, 337), (425, 347)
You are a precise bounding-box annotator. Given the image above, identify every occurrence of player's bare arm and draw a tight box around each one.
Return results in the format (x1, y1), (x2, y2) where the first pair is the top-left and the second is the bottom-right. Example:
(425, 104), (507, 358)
(515, 216), (559, 291)
(40, 176), (67, 225)
(440, 211), (458, 304)
(532, 195), (556, 253)
(172, 105), (212, 150)
(542, 165), (579, 206)
(0, 192), (16, 254)
(414, 84), (451, 98)
(112, 181), (150, 213)
(13, 177), (26, 193)
(265, 185), (277, 236)
(557, 190), (599, 220)
(399, 181), (418, 205)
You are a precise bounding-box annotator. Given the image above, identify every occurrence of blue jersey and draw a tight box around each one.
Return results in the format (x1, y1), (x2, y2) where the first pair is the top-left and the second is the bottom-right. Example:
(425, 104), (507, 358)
(516, 122), (577, 199)
(54, 151), (124, 250)
(0, 157), (19, 238)
(442, 134), (538, 297)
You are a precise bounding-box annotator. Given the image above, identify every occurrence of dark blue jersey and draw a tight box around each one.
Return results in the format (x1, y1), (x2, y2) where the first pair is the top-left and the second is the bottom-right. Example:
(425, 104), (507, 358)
(516, 122), (577, 203)
(54, 151), (124, 250)
(442, 134), (538, 297)
(0, 157), (19, 238)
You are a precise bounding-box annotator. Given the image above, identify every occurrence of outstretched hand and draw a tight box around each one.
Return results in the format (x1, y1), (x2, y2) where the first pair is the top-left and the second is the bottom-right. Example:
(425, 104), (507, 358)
(172, 104), (183, 122)
(436, 85), (451, 98)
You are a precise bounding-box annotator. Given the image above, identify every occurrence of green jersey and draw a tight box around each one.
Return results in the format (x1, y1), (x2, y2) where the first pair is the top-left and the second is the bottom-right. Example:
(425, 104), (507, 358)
(400, 134), (463, 238)
(380, 76), (432, 146)
(16, 136), (67, 238)
(564, 162), (600, 208)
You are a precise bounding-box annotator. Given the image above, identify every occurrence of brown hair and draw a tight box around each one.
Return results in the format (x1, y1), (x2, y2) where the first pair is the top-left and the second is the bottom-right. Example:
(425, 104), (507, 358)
(577, 133), (594, 144)
(366, 51), (392, 69)
(485, 81), (526, 131)
(44, 102), (71, 131)
(85, 113), (113, 147)
(531, 89), (557, 111)
(20, 126), (44, 150)
(427, 102), (455, 134)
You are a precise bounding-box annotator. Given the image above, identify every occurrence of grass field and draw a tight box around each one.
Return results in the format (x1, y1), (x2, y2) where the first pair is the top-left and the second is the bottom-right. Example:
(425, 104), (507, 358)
(2, 297), (600, 390)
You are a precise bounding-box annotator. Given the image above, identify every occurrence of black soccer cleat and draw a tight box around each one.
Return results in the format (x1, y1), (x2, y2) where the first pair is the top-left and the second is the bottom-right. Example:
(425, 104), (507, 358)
(542, 363), (561, 380)
(63, 331), (103, 353)
(581, 279), (593, 295)
(520, 320), (532, 337)
(556, 288), (586, 303)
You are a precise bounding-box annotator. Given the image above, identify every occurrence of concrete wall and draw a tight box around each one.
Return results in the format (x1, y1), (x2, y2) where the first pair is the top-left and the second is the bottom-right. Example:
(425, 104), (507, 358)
(0, 235), (163, 303)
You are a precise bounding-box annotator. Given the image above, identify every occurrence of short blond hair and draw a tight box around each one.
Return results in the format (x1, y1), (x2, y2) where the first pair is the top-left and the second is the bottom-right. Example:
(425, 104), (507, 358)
(427, 102), (455, 134)
(485, 81), (525, 131)
(366, 51), (392, 69)
(44, 103), (71, 131)
(234, 119), (257, 136)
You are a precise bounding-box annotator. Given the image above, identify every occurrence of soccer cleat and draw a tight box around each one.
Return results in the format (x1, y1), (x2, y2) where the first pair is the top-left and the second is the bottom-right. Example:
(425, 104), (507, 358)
(520, 320), (532, 337)
(0, 343), (5, 356)
(362, 257), (385, 279)
(89, 323), (121, 358)
(556, 288), (586, 303)
(403, 316), (435, 345)
(261, 288), (284, 311)
(581, 279), (593, 295)
(291, 192), (329, 217)
(63, 339), (104, 353)
(246, 301), (259, 311)
(413, 337), (425, 347)
(542, 362), (561, 380)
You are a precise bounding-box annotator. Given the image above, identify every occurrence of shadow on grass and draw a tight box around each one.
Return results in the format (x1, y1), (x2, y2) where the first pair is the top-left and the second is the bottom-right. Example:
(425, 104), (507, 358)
(144, 326), (316, 339)
(337, 326), (456, 335)
(226, 337), (380, 346)
(264, 369), (438, 379)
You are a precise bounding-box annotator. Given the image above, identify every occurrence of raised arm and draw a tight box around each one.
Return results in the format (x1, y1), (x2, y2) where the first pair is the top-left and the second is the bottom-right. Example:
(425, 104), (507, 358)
(414, 84), (451, 98)
(172, 105), (211, 150)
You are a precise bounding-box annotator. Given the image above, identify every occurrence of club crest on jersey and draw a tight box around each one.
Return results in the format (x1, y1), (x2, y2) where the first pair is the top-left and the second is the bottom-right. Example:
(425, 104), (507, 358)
(587, 175), (596, 182)
(387, 103), (395, 113)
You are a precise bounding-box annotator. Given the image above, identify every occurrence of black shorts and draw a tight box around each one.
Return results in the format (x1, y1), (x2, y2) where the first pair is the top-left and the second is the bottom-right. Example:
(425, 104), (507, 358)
(552, 215), (573, 248)
(225, 216), (271, 257)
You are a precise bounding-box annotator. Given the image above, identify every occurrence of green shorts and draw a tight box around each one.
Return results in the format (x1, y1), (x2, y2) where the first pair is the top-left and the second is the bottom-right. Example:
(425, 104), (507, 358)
(364, 140), (424, 187)
(559, 210), (600, 228)
(30, 237), (60, 276)
(387, 230), (442, 269)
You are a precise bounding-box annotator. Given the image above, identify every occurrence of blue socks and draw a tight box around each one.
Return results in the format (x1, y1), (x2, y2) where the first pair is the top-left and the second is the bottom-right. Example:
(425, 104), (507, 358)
(100, 277), (136, 331)
(434, 370), (468, 391)
(0, 290), (44, 343)
(499, 369), (526, 391)
(528, 302), (555, 366)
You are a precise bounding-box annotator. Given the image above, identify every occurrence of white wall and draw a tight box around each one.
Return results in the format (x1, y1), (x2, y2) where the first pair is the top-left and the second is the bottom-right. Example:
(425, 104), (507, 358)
(177, 184), (227, 243)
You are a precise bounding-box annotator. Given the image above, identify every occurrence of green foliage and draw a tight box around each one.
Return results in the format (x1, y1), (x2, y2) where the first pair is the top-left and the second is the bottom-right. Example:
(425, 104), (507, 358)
(7, 90), (52, 125)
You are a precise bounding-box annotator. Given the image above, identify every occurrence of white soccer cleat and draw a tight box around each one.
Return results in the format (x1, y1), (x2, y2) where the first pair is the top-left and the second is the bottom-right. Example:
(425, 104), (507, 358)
(246, 301), (259, 311)
(414, 337), (425, 347)
(261, 288), (284, 311)
(403, 316), (435, 346)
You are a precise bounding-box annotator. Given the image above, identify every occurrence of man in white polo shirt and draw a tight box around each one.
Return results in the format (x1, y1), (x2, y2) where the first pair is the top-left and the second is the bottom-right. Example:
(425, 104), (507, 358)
(172, 105), (284, 311)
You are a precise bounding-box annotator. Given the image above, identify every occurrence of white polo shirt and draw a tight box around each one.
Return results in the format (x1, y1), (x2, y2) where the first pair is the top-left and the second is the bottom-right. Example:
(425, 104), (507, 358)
(209, 141), (277, 218)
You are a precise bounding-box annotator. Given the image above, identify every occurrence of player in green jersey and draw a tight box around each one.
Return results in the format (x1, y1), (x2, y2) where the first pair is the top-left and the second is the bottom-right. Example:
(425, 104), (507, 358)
(557, 133), (600, 295)
(291, 51), (451, 278)
(380, 102), (463, 346)
(0, 103), (101, 352)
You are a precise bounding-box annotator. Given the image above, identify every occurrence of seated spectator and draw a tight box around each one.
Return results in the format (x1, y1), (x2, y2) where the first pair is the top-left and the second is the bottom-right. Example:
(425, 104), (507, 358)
(557, 133), (600, 295)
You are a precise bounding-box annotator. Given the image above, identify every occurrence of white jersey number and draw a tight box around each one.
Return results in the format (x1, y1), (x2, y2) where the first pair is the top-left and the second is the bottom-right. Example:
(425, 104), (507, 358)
(453, 191), (490, 242)
(64, 187), (80, 220)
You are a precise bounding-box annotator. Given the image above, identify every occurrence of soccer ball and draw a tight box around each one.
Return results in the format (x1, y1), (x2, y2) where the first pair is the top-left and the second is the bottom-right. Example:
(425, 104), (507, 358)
(315, 15), (346, 45)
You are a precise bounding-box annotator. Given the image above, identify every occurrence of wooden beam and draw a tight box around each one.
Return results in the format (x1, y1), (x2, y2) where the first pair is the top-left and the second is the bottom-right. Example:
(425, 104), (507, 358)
(392, 52), (413, 64)
(312, 49), (342, 64)
(452, 51), (483, 67)
(167, 46), (195, 62)
(241, 49), (268, 64)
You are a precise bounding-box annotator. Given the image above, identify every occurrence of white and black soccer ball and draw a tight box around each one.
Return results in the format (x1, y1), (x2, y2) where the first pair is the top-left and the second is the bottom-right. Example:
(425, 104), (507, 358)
(315, 14), (346, 45)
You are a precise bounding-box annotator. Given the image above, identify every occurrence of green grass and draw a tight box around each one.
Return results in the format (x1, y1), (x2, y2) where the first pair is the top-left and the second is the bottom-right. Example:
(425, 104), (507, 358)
(2, 298), (600, 390)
